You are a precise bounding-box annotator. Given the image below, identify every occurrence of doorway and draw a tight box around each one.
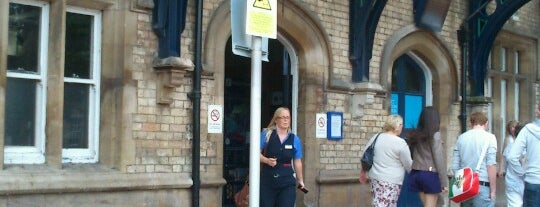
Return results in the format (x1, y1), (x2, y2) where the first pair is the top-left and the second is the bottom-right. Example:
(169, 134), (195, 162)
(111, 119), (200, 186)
(391, 54), (427, 131)
(222, 37), (297, 206)
(391, 54), (429, 207)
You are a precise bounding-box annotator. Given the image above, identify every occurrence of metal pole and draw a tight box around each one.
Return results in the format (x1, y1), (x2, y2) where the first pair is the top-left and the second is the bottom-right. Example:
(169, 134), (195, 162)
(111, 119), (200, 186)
(191, 0), (203, 206)
(249, 36), (262, 207)
(458, 24), (468, 133)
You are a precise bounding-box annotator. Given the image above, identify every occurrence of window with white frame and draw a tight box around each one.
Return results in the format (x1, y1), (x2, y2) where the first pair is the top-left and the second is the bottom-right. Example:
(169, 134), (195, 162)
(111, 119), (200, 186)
(486, 54), (493, 132)
(62, 7), (101, 163)
(500, 80), (506, 140)
(486, 78), (493, 132)
(514, 50), (520, 121)
(488, 31), (536, 144)
(5, 0), (101, 164)
(514, 81), (519, 121)
(5, 0), (49, 164)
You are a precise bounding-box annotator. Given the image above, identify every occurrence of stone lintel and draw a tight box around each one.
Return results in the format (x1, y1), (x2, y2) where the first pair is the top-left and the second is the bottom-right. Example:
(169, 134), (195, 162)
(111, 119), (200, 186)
(329, 78), (386, 94)
(199, 174), (227, 188)
(130, 0), (153, 13)
(467, 96), (492, 105)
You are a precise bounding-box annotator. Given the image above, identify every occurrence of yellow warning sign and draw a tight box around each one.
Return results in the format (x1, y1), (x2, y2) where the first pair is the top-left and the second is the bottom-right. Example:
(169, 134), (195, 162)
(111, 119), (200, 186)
(246, 0), (276, 39)
(253, 0), (271, 10)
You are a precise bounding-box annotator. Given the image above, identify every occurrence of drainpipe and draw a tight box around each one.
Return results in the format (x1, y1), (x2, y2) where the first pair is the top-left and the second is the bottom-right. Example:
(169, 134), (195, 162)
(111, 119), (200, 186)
(189, 0), (203, 206)
(458, 1), (490, 133)
(458, 25), (468, 133)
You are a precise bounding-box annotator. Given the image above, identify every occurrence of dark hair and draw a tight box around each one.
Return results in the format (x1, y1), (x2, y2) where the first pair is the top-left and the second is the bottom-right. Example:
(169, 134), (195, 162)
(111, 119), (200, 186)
(407, 107), (440, 146)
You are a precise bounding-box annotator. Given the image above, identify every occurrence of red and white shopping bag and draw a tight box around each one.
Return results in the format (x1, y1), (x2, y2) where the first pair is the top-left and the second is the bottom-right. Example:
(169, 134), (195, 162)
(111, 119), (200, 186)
(449, 167), (479, 203)
(449, 142), (489, 203)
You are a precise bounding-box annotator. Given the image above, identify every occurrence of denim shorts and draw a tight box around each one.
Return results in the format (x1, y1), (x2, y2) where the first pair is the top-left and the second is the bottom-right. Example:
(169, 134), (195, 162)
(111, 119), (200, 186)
(407, 169), (442, 194)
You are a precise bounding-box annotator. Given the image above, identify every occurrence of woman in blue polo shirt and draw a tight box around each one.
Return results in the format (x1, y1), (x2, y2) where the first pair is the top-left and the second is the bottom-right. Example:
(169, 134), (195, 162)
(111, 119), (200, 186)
(259, 107), (305, 207)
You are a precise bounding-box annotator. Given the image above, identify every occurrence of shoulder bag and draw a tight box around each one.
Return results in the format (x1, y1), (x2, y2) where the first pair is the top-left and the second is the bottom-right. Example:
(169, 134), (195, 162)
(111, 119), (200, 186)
(361, 133), (381, 171)
(234, 178), (249, 207)
(449, 142), (489, 203)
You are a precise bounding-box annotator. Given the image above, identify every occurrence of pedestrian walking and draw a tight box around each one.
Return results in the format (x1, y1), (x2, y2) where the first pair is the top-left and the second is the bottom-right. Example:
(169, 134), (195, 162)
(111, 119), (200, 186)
(498, 120), (525, 207)
(451, 111), (497, 207)
(508, 104), (540, 207)
(365, 114), (412, 207)
(259, 107), (306, 207)
(406, 107), (448, 207)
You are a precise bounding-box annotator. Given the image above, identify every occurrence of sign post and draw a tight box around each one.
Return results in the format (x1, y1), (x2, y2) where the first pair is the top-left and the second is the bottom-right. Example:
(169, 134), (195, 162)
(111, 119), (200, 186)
(248, 35), (263, 207)
(244, 0), (277, 206)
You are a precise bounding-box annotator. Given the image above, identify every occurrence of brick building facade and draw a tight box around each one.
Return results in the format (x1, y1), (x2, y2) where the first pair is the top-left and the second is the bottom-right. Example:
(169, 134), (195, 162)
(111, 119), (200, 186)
(0, 0), (539, 206)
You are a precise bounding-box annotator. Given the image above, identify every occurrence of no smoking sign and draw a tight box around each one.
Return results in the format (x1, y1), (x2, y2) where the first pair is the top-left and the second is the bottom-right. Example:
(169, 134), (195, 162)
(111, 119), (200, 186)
(208, 105), (223, 134)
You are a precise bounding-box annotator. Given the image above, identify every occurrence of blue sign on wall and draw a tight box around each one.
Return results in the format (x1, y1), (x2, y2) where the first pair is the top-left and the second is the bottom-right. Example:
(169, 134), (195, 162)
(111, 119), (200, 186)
(327, 111), (343, 140)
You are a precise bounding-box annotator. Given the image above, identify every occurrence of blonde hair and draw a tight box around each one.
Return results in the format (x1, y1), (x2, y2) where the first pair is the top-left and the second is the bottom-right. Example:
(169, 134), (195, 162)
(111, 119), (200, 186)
(469, 111), (488, 126)
(383, 114), (403, 132)
(506, 120), (518, 136)
(264, 107), (291, 136)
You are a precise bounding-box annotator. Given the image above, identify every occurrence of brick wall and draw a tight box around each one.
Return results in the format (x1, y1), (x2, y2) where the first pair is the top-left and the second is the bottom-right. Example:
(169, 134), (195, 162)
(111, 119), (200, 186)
(128, 0), (539, 176)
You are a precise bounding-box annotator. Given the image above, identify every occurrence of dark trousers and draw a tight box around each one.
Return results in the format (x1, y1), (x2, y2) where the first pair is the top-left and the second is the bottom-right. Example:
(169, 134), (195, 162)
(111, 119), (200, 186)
(524, 182), (540, 207)
(260, 175), (296, 207)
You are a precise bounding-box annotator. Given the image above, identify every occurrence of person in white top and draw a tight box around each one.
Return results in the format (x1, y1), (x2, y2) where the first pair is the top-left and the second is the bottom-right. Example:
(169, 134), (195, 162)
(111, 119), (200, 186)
(365, 114), (412, 207)
(452, 111), (497, 207)
(498, 120), (525, 207)
(508, 104), (540, 207)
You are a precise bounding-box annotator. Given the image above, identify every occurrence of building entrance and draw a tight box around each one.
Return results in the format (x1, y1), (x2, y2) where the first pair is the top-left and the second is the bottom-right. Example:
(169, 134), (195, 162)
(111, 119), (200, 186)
(222, 37), (295, 206)
(392, 54), (427, 207)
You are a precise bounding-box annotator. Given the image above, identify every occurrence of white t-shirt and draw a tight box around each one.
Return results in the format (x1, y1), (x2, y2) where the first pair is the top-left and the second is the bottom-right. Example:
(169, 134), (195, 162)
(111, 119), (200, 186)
(452, 128), (498, 182)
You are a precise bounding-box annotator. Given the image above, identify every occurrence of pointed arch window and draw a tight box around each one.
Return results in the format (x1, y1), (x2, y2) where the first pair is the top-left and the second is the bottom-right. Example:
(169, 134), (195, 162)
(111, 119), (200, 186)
(391, 55), (426, 130)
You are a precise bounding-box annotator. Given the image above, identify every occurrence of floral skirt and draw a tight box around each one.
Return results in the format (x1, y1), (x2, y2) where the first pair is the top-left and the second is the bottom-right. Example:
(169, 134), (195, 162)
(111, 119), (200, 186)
(370, 179), (402, 207)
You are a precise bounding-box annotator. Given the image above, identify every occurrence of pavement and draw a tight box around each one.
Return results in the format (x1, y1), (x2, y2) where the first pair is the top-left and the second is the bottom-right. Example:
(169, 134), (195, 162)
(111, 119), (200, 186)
(495, 176), (508, 207)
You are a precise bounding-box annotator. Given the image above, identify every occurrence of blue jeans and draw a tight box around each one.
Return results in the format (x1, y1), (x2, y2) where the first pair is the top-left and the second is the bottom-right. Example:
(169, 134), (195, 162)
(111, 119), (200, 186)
(460, 185), (494, 207)
(524, 182), (540, 207)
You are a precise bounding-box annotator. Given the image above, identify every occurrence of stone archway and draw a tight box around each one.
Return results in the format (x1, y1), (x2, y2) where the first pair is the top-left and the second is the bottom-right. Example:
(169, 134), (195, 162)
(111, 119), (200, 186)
(203, 0), (333, 205)
(380, 25), (459, 173)
(381, 25), (458, 122)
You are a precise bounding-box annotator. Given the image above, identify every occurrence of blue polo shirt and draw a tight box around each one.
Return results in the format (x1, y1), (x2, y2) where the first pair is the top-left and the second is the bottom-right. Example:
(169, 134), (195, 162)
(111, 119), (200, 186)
(260, 130), (303, 159)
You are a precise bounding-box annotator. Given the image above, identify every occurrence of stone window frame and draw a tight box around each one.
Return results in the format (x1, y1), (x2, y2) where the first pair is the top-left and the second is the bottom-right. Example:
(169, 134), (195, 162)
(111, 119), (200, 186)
(3, 0), (102, 165)
(61, 6), (102, 164)
(487, 30), (537, 139)
(4, 0), (49, 164)
(0, 0), (126, 170)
